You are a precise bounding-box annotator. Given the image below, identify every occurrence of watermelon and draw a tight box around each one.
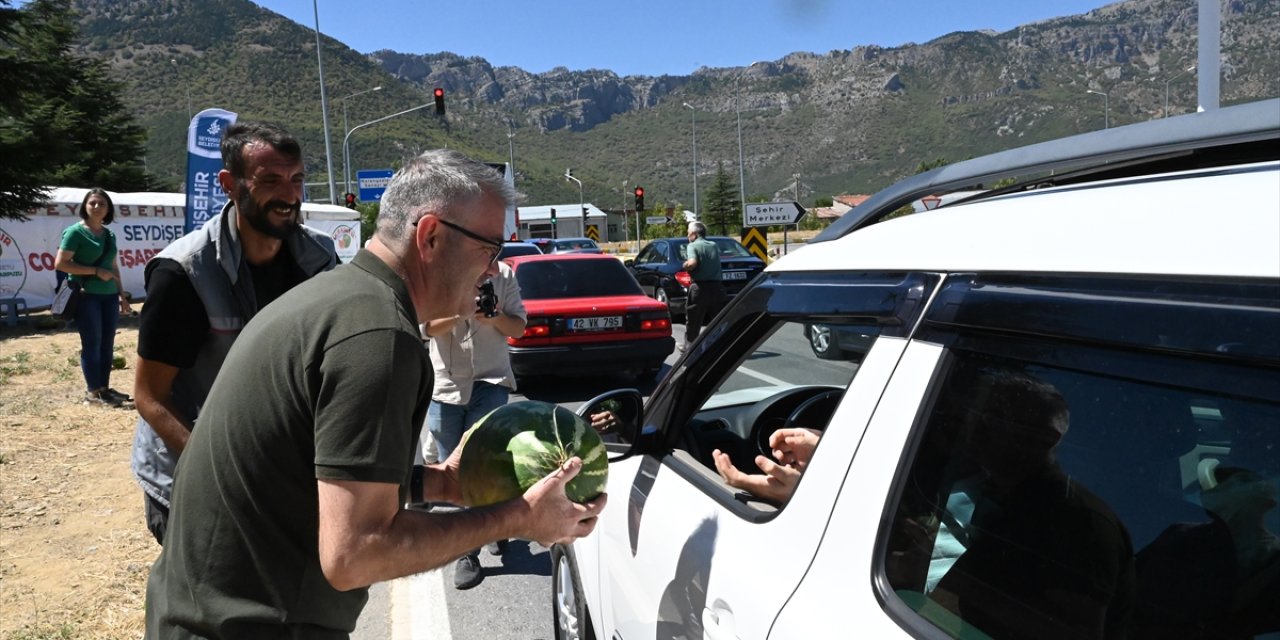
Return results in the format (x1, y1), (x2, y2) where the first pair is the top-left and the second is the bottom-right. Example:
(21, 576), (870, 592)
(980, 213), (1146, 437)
(458, 400), (608, 507)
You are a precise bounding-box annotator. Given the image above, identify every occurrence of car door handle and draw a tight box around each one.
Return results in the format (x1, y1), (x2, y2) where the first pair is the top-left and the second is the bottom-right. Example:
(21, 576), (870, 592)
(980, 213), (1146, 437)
(702, 601), (739, 640)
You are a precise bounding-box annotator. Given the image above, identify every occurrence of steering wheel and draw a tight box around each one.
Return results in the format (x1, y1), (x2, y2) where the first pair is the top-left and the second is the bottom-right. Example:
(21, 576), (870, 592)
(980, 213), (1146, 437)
(743, 386), (843, 463)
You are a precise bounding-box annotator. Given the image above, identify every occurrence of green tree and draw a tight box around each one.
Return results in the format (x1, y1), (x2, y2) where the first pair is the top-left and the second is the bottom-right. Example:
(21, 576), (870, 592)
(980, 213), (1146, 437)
(0, 0), (150, 221)
(701, 162), (740, 236)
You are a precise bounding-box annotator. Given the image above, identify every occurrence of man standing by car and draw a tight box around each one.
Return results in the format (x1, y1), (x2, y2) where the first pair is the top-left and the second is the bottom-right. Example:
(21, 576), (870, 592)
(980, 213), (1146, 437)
(419, 257), (527, 590)
(145, 149), (603, 636)
(681, 221), (726, 348)
(130, 121), (338, 545)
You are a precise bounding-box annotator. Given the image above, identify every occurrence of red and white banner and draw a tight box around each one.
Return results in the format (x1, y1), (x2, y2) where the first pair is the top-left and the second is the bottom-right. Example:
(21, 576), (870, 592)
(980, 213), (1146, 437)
(0, 188), (358, 309)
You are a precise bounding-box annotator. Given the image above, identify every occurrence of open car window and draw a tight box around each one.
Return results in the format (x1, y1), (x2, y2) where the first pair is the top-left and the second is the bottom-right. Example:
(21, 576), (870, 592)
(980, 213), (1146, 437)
(648, 271), (937, 515)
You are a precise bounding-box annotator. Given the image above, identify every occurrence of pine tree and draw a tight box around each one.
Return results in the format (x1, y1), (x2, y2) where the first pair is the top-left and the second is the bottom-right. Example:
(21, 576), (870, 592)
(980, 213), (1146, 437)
(0, 0), (150, 221)
(701, 161), (741, 236)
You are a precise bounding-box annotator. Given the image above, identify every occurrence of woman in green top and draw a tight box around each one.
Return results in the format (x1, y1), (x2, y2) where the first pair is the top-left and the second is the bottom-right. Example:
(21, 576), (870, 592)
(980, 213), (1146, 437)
(54, 189), (134, 407)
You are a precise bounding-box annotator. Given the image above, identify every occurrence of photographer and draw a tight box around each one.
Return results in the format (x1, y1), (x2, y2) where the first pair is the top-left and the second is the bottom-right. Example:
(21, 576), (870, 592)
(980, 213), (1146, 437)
(419, 257), (526, 589)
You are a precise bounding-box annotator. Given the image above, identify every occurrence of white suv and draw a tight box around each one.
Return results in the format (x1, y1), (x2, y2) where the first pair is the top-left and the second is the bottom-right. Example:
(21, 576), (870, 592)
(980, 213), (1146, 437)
(562, 99), (1280, 640)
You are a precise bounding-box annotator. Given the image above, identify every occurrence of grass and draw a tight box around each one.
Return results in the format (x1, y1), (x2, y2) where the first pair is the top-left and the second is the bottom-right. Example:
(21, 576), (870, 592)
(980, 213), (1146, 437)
(5, 623), (78, 640)
(0, 351), (33, 385)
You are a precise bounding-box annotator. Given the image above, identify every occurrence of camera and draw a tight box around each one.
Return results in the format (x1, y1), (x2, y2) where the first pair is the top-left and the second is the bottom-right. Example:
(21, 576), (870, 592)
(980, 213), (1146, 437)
(476, 281), (498, 318)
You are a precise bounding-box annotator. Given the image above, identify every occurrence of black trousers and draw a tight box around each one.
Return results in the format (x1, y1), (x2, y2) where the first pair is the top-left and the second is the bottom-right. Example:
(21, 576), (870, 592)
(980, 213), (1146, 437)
(685, 280), (727, 346)
(144, 492), (169, 545)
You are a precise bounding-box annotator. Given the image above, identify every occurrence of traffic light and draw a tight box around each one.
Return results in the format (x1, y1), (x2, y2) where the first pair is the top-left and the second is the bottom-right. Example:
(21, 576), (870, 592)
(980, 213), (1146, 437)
(433, 87), (445, 116)
(549, 207), (557, 224)
(343, 192), (357, 210)
(634, 186), (645, 212)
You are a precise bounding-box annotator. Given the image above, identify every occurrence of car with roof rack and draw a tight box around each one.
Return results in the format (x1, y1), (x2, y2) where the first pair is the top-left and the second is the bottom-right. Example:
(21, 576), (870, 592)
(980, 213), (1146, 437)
(556, 99), (1280, 640)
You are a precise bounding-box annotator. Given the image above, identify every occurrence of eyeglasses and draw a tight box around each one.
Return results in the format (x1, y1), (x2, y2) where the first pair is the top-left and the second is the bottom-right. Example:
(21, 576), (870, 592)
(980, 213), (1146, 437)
(420, 215), (504, 265)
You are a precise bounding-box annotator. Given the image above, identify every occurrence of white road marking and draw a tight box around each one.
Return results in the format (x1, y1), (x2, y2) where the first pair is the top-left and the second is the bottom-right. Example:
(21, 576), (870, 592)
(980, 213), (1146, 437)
(391, 568), (450, 640)
(737, 365), (789, 387)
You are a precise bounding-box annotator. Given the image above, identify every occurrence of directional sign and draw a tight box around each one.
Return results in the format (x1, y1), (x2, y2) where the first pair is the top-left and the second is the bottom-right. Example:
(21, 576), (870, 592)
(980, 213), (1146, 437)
(645, 216), (670, 225)
(357, 169), (394, 202)
(744, 201), (806, 227)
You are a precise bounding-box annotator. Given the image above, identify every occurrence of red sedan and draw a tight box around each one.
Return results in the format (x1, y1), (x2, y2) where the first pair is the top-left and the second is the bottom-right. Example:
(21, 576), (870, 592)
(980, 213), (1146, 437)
(506, 253), (675, 382)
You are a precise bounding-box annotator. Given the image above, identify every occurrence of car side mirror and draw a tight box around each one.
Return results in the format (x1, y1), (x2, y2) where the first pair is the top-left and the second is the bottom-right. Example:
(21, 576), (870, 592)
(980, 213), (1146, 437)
(576, 389), (644, 462)
(623, 259), (635, 268)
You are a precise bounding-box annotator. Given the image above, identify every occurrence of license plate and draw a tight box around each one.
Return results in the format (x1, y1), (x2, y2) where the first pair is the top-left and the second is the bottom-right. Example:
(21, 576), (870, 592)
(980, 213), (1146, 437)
(724, 271), (748, 281)
(570, 316), (622, 331)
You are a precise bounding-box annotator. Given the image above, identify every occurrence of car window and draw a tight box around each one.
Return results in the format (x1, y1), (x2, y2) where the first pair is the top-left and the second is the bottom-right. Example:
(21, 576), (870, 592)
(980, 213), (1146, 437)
(515, 259), (644, 299)
(881, 286), (1280, 640)
(498, 244), (540, 260)
(650, 272), (936, 514)
(638, 242), (664, 265)
(711, 238), (752, 257)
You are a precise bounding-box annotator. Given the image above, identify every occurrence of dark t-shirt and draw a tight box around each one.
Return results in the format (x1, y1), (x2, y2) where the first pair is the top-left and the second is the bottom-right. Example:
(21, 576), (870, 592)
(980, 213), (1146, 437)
(936, 466), (1135, 640)
(145, 250), (433, 637)
(139, 244), (302, 368)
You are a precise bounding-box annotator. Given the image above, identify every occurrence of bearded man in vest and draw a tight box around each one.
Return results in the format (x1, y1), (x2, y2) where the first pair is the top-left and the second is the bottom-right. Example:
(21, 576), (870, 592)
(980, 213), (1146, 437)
(130, 121), (338, 545)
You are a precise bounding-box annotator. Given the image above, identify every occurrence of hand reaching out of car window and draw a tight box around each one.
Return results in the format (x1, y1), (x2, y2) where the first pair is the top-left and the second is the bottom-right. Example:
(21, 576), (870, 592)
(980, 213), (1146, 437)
(712, 428), (822, 505)
(767, 428), (821, 470)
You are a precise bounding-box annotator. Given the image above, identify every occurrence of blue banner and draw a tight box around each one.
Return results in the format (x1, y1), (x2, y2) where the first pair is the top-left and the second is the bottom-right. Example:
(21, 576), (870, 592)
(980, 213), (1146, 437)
(184, 109), (238, 233)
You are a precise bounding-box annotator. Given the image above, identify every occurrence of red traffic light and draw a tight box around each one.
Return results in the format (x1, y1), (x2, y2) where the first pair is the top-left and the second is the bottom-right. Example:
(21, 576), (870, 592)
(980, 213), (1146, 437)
(633, 186), (645, 212)
(433, 87), (446, 116)
(634, 187), (644, 197)
(343, 192), (357, 209)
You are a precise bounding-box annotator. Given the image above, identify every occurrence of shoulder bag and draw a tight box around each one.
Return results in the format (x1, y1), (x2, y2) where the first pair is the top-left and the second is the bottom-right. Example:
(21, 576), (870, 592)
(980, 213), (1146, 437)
(52, 230), (114, 320)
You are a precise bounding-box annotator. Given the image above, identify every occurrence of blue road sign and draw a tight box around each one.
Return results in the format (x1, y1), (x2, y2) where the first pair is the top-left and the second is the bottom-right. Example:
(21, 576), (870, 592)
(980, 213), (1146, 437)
(357, 169), (395, 202)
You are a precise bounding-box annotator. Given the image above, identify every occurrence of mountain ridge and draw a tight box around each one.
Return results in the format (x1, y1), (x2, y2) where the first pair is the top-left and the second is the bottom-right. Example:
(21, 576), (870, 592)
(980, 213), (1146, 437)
(66, 0), (1280, 210)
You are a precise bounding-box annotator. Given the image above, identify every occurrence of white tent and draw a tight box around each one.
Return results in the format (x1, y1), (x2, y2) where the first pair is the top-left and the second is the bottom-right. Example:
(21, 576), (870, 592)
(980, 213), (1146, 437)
(0, 188), (359, 309)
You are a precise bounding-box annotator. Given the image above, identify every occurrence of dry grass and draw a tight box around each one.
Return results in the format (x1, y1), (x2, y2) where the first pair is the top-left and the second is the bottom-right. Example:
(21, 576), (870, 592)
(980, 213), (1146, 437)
(1, 311), (151, 639)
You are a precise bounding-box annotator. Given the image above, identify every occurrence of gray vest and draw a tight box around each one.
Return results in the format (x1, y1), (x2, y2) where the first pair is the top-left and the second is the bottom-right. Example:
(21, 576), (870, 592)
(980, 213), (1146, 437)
(131, 203), (338, 507)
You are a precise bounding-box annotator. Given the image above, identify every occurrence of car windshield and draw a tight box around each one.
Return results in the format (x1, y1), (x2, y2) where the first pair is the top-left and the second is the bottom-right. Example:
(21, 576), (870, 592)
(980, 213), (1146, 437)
(516, 259), (644, 299)
(498, 244), (541, 260)
(555, 239), (600, 251)
(712, 238), (753, 257)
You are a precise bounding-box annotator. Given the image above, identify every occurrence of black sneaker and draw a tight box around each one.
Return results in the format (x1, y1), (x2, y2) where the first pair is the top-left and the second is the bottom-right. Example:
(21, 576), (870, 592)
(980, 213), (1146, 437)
(453, 551), (483, 590)
(102, 388), (133, 405)
(486, 539), (509, 556)
(84, 390), (111, 406)
(83, 386), (122, 407)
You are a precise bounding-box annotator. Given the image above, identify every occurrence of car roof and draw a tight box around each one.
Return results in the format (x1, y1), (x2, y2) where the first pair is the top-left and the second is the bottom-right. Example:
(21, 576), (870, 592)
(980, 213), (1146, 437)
(814, 98), (1280, 242)
(774, 160), (1280, 279)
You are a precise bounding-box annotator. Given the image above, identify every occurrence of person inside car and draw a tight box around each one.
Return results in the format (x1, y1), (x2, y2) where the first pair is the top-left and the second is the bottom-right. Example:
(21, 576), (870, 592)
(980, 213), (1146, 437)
(711, 427), (821, 505)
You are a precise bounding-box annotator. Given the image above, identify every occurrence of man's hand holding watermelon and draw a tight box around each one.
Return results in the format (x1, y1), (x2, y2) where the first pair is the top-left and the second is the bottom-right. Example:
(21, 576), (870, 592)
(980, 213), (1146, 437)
(422, 436), (608, 547)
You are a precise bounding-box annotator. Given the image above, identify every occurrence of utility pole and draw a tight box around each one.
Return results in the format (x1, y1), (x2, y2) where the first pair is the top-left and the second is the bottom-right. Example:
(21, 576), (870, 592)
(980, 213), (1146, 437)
(312, 0), (337, 204)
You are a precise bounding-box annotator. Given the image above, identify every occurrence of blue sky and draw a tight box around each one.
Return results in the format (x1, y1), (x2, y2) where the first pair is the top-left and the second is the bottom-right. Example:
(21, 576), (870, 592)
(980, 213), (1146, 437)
(257, 0), (1115, 77)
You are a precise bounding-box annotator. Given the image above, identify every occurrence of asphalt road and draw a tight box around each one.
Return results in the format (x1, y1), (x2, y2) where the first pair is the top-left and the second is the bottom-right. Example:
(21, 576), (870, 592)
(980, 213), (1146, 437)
(352, 326), (686, 640)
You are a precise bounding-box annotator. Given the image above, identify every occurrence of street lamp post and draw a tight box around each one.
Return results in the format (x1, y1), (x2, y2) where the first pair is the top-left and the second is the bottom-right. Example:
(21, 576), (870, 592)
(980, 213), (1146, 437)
(1087, 89), (1110, 129)
(339, 85), (382, 196)
(682, 102), (699, 218)
(565, 169), (584, 235)
(312, 0), (337, 204)
(506, 120), (517, 183)
(1164, 65), (1196, 118)
(342, 103), (433, 201)
(735, 77), (746, 215)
